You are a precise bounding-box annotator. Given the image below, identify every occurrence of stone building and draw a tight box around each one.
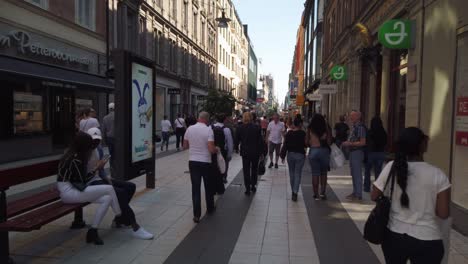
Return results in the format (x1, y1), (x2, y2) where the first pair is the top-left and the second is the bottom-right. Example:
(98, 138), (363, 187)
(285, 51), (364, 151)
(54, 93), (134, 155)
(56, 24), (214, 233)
(110, 0), (218, 130)
(321, 0), (468, 234)
(0, 0), (111, 163)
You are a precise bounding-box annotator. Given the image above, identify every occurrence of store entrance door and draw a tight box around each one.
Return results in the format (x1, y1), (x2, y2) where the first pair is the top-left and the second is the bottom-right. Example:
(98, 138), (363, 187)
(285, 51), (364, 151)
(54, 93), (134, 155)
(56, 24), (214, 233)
(51, 89), (75, 147)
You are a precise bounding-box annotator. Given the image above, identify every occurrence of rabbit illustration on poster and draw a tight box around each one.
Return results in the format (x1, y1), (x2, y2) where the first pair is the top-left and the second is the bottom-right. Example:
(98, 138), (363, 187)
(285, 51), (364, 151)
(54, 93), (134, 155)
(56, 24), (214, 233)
(133, 79), (150, 128)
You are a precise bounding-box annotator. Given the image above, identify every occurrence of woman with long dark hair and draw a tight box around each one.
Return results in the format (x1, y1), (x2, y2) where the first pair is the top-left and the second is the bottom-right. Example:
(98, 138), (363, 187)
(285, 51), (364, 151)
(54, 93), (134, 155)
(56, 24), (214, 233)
(57, 132), (121, 245)
(280, 118), (307, 201)
(371, 127), (450, 263)
(364, 116), (388, 192)
(307, 114), (331, 200)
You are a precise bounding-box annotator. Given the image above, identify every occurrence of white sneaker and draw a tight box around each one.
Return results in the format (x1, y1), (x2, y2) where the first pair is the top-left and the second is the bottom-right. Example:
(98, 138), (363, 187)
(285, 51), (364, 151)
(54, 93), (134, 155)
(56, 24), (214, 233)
(132, 227), (154, 240)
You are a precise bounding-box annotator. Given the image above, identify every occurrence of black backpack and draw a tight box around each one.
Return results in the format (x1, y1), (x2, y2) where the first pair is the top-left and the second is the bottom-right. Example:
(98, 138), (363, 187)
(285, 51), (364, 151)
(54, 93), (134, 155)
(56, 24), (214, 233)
(212, 125), (226, 156)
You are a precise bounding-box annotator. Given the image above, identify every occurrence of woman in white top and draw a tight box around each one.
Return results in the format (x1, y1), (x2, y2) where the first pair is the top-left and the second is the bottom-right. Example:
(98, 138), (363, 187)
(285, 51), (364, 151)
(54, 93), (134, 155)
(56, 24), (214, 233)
(371, 127), (451, 264)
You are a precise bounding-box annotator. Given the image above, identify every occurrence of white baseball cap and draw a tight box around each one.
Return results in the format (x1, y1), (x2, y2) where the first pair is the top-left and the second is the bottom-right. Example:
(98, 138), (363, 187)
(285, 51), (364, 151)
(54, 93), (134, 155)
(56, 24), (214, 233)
(87, 127), (102, 140)
(108, 102), (115, 110)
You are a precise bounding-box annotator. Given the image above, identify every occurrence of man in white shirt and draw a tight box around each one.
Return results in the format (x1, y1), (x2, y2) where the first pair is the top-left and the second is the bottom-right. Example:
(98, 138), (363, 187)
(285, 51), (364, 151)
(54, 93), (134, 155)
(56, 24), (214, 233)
(266, 113), (285, 169)
(212, 113), (234, 185)
(183, 112), (218, 223)
(174, 113), (187, 151)
(160, 115), (172, 151)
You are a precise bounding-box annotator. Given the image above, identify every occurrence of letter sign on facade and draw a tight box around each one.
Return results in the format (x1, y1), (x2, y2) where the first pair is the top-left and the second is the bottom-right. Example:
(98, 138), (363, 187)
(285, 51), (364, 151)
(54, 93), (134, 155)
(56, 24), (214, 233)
(378, 20), (412, 49)
(330, 65), (347, 81)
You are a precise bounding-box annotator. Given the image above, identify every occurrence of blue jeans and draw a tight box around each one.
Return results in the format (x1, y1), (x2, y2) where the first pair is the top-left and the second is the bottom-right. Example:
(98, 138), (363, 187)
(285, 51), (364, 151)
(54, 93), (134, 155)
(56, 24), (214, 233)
(349, 149), (364, 198)
(308, 147), (330, 177)
(364, 152), (386, 191)
(287, 152), (306, 194)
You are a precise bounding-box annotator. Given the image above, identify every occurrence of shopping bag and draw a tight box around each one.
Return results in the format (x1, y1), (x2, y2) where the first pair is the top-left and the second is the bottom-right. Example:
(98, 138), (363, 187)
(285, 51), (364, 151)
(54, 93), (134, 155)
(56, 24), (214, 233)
(216, 148), (226, 174)
(330, 143), (345, 169)
(258, 155), (266, 176)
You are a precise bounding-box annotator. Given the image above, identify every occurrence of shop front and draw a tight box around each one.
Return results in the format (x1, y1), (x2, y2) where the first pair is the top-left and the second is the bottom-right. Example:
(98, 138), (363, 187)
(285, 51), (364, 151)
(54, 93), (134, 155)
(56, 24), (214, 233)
(0, 23), (112, 164)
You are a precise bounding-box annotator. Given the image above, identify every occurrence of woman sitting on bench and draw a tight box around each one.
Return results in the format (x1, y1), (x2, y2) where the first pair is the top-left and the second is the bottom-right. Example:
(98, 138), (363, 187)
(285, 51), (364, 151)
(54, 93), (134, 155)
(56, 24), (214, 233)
(57, 132), (121, 245)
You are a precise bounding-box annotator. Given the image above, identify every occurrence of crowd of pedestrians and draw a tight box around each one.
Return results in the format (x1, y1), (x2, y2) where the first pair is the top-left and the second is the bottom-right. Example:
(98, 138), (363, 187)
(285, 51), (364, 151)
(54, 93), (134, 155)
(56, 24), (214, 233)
(64, 105), (452, 264)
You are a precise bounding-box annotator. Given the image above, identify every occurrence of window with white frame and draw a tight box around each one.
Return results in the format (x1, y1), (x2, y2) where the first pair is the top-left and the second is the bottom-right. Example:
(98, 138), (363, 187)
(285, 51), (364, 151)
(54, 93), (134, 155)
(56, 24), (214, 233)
(25, 0), (48, 9)
(75, 0), (96, 31)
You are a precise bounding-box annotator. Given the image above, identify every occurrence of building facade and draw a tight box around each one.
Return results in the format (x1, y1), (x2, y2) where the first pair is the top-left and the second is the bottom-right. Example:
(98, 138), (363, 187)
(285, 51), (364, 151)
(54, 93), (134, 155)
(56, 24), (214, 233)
(216, 0), (248, 111)
(245, 25), (258, 106)
(110, 0), (218, 131)
(0, 0), (112, 163)
(320, 0), (468, 234)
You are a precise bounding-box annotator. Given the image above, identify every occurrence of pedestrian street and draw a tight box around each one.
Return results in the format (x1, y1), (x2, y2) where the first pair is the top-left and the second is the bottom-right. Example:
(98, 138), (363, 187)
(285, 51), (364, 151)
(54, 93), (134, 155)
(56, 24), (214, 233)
(6, 149), (468, 264)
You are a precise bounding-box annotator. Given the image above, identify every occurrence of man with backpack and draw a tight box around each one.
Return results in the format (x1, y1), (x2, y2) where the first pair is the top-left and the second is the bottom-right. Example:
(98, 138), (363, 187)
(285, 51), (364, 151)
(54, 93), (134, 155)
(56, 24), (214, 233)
(212, 113), (234, 189)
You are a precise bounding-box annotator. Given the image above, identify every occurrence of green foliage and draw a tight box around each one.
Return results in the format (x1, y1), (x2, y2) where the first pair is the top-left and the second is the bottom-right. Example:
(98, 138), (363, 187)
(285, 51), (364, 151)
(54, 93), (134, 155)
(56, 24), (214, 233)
(201, 88), (237, 117)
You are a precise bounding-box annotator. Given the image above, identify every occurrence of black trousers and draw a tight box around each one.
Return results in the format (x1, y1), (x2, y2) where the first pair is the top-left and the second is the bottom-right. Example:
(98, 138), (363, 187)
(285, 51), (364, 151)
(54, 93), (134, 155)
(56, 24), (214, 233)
(189, 161), (215, 218)
(242, 156), (259, 191)
(90, 179), (136, 226)
(382, 228), (444, 264)
(175, 127), (185, 149)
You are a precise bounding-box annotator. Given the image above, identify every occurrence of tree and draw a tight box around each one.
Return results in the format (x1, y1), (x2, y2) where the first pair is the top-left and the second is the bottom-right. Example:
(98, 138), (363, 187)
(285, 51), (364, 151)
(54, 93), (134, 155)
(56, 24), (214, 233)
(201, 88), (237, 117)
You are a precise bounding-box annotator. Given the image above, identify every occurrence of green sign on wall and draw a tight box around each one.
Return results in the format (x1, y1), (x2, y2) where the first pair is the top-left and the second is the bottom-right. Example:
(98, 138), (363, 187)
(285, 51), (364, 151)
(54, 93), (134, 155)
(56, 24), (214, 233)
(378, 20), (412, 49)
(330, 65), (347, 81)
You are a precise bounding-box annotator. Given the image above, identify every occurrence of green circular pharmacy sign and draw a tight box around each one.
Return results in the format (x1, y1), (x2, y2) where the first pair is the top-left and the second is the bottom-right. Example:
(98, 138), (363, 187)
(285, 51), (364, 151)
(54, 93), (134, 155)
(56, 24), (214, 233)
(378, 20), (412, 49)
(330, 65), (347, 81)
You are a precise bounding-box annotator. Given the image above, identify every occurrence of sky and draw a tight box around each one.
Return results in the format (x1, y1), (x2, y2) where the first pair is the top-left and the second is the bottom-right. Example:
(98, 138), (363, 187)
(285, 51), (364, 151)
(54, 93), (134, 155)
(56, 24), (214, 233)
(231, 0), (304, 104)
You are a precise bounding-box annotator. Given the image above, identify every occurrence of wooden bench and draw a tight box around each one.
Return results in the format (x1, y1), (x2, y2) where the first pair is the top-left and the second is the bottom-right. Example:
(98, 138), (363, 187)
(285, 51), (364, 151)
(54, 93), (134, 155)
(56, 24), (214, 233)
(0, 160), (88, 263)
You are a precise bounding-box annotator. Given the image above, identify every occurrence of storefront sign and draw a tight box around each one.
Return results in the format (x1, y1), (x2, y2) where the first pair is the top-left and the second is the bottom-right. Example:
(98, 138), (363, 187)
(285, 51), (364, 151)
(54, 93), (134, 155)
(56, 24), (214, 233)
(318, 84), (338, 94)
(456, 97), (468, 146)
(330, 65), (347, 81)
(168, 88), (181, 95)
(0, 23), (100, 74)
(132, 63), (154, 163)
(378, 20), (412, 49)
(306, 93), (322, 101)
(295, 94), (305, 106)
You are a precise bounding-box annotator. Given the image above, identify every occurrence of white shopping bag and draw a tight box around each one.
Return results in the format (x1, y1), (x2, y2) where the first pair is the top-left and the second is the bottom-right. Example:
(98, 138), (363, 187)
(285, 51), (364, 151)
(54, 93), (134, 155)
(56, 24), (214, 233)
(216, 147), (226, 174)
(330, 143), (345, 169)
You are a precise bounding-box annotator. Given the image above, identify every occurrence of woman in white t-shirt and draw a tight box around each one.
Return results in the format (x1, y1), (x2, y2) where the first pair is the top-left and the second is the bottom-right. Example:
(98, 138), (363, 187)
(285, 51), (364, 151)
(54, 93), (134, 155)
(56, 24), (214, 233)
(371, 127), (451, 264)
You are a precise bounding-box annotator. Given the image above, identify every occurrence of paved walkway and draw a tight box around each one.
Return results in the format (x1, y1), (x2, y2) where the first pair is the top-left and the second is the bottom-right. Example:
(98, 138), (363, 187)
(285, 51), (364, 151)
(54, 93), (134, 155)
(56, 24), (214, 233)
(7, 150), (468, 264)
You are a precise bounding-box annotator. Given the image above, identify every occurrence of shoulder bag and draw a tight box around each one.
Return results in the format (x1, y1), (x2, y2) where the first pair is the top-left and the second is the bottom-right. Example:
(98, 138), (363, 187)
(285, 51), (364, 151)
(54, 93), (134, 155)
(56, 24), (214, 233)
(363, 166), (395, 244)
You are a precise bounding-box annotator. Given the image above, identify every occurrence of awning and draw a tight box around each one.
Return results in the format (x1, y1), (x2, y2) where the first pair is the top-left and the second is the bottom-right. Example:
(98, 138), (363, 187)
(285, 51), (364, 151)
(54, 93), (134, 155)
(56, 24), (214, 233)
(0, 56), (114, 89)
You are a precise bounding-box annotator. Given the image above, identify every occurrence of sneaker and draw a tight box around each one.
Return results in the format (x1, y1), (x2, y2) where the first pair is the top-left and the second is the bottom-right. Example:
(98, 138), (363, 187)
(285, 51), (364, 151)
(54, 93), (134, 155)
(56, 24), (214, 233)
(251, 186), (257, 193)
(268, 162), (274, 168)
(313, 195), (320, 201)
(345, 193), (355, 200)
(132, 227), (154, 240)
(320, 194), (327, 200)
(274, 163), (279, 169)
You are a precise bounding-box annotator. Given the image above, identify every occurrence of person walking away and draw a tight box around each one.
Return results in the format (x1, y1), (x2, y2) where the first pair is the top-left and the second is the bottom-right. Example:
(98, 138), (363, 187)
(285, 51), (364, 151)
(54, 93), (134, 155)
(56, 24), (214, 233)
(183, 112), (218, 223)
(57, 132), (121, 245)
(160, 115), (172, 151)
(212, 113), (234, 185)
(85, 128), (153, 239)
(102, 103), (115, 171)
(364, 116), (388, 192)
(371, 127), (450, 264)
(79, 108), (100, 132)
(261, 116), (269, 138)
(174, 113), (187, 151)
(280, 118), (306, 201)
(342, 111), (367, 201)
(236, 112), (263, 195)
(266, 113), (285, 169)
(334, 115), (350, 147)
(307, 114), (331, 200)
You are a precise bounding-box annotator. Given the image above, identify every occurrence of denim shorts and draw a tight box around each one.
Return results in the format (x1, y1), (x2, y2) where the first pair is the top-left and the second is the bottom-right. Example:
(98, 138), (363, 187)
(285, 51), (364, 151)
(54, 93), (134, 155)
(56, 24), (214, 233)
(308, 147), (330, 177)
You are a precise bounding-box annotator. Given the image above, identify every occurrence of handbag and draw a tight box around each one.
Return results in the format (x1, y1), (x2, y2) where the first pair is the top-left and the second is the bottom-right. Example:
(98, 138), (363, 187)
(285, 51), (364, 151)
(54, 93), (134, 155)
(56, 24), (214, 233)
(258, 155), (266, 176)
(71, 182), (87, 192)
(363, 167), (395, 244)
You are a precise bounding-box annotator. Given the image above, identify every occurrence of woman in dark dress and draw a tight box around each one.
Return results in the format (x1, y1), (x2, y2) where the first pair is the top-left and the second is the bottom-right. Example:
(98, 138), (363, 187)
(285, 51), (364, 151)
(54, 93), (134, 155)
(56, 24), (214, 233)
(236, 112), (264, 195)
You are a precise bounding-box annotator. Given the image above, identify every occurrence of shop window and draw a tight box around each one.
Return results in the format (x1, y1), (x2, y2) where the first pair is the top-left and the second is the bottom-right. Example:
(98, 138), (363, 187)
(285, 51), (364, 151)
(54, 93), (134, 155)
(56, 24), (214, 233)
(75, 0), (96, 31)
(25, 0), (48, 9)
(14, 90), (45, 135)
